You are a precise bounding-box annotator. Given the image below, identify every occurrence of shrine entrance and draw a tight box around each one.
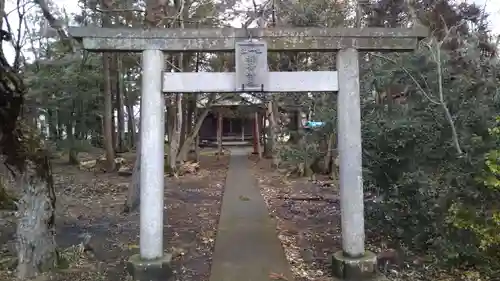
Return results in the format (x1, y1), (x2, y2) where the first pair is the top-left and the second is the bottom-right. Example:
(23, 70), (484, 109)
(68, 25), (427, 281)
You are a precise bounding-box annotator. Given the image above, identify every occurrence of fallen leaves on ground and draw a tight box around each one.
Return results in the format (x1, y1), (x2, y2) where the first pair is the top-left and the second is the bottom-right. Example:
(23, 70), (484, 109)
(0, 152), (230, 281)
(250, 157), (481, 281)
(251, 158), (337, 281)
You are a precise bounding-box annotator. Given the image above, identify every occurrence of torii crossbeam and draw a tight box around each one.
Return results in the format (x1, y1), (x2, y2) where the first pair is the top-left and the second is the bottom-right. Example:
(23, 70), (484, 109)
(69, 26), (427, 52)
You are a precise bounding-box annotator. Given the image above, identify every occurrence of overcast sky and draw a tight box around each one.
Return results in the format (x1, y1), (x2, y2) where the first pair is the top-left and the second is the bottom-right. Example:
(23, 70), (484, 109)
(2, 0), (500, 64)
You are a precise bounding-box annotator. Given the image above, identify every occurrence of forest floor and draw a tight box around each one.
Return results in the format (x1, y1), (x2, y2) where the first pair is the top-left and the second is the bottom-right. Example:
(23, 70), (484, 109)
(1, 149), (466, 281)
(248, 155), (342, 281)
(248, 155), (467, 281)
(0, 149), (229, 281)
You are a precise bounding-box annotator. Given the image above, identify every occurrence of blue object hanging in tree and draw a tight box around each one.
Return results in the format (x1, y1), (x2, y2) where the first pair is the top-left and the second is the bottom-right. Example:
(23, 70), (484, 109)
(304, 121), (325, 128)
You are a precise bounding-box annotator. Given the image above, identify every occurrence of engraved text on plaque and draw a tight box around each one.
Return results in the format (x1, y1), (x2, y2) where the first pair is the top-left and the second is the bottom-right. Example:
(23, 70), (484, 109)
(235, 40), (268, 91)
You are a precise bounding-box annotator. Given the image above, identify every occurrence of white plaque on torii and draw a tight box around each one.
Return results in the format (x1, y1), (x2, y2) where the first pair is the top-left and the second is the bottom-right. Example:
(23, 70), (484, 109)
(235, 39), (269, 92)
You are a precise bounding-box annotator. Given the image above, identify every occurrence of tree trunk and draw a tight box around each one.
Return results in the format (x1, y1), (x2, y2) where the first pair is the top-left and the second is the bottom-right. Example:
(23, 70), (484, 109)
(66, 121), (78, 165)
(124, 126), (140, 213)
(124, 81), (136, 148)
(267, 98), (279, 168)
(0, 0), (4, 48)
(176, 93), (215, 162)
(47, 109), (57, 141)
(255, 112), (262, 159)
(73, 100), (83, 140)
(124, 151), (140, 213)
(179, 100), (188, 153)
(116, 55), (126, 152)
(110, 55), (118, 152)
(194, 133), (200, 162)
(0, 175), (15, 210)
(322, 133), (335, 174)
(166, 96), (174, 145)
(101, 5), (115, 172)
(16, 161), (58, 279)
(169, 93), (182, 173)
(178, 96), (195, 161)
(263, 113), (271, 157)
(217, 111), (223, 159)
(192, 96), (201, 163)
(103, 54), (116, 171)
(288, 110), (301, 144)
(56, 110), (63, 141)
(176, 109), (208, 161)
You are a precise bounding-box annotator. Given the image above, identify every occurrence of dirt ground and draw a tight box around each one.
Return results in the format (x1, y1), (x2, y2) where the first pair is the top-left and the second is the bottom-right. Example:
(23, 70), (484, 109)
(248, 155), (342, 281)
(248, 156), (455, 281)
(0, 151), (229, 281)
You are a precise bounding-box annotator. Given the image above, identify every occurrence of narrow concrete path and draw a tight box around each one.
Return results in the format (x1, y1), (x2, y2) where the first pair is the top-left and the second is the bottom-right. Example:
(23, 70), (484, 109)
(209, 148), (294, 281)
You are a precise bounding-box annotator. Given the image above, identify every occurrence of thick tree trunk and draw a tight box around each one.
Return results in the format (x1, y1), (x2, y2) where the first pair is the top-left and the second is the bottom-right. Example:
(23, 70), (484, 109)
(101, 6), (115, 171)
(103, 54), (116, 171)
(0, 17), (58, 278)
(16, 162), (58, 279)
(178, 96), (195, 161)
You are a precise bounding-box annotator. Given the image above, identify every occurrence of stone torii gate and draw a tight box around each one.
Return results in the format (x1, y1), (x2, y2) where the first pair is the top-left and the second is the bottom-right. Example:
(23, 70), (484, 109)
(68, 26), (427, 281)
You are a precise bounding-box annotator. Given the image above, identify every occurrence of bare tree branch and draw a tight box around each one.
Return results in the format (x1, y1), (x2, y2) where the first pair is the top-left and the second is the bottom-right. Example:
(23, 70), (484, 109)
(2, 0), (27, 70)
(33, 0), (70, 40)
(370, 53), (440, 105)
(371, 22), (464, 156)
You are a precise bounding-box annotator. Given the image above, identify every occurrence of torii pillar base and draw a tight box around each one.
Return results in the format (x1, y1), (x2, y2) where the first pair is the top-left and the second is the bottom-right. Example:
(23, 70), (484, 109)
(126, 253), (173, 281)
(331, 250), (385, 281)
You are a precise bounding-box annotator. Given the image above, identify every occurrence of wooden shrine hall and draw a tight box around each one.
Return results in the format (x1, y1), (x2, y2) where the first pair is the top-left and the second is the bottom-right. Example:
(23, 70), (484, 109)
(198, 94), (265, 151)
